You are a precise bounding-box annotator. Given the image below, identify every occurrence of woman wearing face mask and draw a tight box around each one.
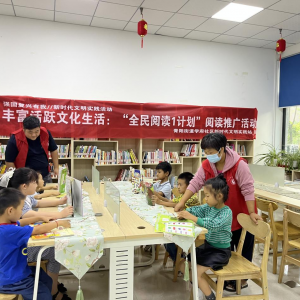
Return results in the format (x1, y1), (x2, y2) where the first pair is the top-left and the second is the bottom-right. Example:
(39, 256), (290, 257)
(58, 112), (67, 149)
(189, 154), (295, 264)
(175, 133), (261, 292)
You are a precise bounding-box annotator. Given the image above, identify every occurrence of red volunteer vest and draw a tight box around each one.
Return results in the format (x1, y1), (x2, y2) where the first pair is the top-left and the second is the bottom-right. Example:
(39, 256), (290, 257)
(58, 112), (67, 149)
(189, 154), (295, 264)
(12, 127), (49, 169)
(202, 158), (256, 231)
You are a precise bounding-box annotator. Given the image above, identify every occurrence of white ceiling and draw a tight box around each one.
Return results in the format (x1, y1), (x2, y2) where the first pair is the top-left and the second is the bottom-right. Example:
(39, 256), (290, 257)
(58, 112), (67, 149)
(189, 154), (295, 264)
(0, 0), (299, 49)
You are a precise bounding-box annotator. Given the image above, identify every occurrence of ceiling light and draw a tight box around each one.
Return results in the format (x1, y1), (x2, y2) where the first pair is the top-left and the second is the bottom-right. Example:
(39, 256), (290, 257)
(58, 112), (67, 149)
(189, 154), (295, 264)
(212, 3), (263, 22)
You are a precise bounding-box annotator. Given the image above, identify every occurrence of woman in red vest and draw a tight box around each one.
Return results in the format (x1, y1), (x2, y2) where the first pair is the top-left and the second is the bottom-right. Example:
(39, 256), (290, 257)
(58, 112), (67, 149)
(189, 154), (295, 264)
(175, 133), (261, 292)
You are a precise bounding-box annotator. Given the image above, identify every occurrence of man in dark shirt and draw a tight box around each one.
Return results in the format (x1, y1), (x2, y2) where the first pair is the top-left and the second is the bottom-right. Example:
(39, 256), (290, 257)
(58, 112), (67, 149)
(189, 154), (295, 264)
(5, 116), (58, 183)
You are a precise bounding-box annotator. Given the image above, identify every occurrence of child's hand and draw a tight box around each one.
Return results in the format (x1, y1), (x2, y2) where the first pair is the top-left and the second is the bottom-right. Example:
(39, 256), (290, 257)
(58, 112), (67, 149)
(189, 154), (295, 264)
(59, 196), (68, 205)
(60, 206), (74, 218)
(58, 220), (71, 228)
(151, 195), (159, 205)
(52, 184), (58, 190)
(177, 211), (197, 223)
(41, 216), (51, 223)
(52, 190), (60, 196)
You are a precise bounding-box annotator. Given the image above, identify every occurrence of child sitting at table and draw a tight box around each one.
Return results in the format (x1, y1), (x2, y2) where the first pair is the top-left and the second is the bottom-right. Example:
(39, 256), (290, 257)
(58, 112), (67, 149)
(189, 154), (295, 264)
(0, 188), (71, 300)
(152, 161), (172, 200)
(34, 171), (60, 199)
(177, 174), (232, 300)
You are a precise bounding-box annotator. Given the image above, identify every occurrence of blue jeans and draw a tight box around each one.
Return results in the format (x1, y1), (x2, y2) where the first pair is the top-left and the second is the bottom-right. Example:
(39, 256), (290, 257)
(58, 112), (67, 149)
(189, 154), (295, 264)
(0, 267), (52, 300)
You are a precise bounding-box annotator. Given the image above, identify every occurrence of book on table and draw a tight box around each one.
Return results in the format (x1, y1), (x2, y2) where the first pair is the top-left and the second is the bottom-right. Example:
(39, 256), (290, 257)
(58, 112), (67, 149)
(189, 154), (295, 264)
(31, 227), (74, 240)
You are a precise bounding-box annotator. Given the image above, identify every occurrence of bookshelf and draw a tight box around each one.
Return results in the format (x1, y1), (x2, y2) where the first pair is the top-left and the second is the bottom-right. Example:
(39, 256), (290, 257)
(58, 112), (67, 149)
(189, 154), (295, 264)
(50, 138), (255, 182)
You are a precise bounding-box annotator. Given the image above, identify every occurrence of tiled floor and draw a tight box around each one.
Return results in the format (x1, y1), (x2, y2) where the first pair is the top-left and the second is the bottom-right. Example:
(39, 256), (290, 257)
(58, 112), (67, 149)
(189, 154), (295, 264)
(59, 245), (300, 300)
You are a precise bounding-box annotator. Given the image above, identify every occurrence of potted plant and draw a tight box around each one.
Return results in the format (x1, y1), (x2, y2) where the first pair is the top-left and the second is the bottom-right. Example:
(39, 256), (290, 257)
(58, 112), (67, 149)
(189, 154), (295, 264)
(255, 143), (284, 167)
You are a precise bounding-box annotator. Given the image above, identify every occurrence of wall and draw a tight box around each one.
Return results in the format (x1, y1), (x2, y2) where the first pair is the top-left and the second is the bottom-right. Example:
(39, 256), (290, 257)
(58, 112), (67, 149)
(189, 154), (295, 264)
(0, 15), (281, 155)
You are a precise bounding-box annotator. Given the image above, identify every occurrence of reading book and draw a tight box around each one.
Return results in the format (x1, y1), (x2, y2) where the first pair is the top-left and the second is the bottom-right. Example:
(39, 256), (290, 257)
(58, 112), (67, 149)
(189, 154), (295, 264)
(146, 187), (154, 206)
(155, 214), (178, 232)
(31, 227), (74, 240)
(165, 221), (195, 237)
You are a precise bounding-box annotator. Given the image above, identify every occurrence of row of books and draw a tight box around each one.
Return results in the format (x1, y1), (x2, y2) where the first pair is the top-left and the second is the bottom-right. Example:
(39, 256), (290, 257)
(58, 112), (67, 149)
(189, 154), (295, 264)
(0, 144), (7, 159)
(142, 149), (163, 164)
(237, 144), (247, 156)
(164, 151), (180, 163)
(95, 149), (117, 165)
(118, 149), (138, 164)
(49, 163), (69, 179)
(180, 144), (199, 157)
(74, 145), (97, 158)
(115, 169), (131, 181)
(142, 168), (157, 178)
(48, 144), (70, 159)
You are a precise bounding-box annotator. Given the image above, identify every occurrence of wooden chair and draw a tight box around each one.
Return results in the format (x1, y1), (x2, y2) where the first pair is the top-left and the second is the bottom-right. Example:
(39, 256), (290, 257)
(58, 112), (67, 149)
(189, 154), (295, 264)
(191, 213), (271, 300)
(28, 260), (48, 272)
(256, 197), (300, 274)
(278, 209), (300, 283)
(0, 295), (19, 300)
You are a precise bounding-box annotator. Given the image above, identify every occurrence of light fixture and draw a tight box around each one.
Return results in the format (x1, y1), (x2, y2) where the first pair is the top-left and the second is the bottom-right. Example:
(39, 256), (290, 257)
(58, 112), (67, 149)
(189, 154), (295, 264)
(212, 3), (263, 22)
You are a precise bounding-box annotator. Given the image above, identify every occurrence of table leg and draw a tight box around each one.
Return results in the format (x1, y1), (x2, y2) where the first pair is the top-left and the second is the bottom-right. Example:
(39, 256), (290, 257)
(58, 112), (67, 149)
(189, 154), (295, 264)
(32, 246), (51, 300)
(190, 241), (199, 300)
(109, 246), (134, 300)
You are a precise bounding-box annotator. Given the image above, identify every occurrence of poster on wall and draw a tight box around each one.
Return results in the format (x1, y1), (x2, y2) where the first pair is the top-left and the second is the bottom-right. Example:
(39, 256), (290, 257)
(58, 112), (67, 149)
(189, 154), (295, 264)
(0, 96), (257, 140)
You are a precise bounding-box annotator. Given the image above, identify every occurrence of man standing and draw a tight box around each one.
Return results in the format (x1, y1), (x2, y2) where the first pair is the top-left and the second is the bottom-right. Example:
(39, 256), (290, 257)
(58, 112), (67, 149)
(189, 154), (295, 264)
(5, 116), (59, 183)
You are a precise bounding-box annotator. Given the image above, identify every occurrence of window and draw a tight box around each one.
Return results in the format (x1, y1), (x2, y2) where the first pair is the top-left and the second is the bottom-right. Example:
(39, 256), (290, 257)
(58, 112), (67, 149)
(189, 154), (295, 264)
(283, 106), (300, 153)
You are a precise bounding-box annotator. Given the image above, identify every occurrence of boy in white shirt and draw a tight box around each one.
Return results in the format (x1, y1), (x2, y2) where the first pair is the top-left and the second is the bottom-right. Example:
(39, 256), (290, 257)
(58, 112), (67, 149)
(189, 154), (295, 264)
(153, 161), (172, 200)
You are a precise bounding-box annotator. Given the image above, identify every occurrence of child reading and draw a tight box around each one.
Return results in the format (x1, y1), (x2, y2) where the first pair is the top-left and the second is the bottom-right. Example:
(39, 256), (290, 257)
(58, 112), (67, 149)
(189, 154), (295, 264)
(34, 171), (60, 199)
(0, 168), (72, 300)
(177, 174), (232, 300)
(0, 188), (71, 300)
(152, 161), (172, 200)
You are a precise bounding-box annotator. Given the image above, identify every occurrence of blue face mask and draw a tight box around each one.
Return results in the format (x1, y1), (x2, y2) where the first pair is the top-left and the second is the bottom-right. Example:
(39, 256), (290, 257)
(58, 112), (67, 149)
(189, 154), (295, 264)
(206, 149), (221, 164)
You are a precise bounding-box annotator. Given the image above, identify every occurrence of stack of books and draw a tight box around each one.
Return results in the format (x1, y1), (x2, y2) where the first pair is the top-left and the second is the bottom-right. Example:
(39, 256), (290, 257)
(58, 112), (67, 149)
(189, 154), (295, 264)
(115, 169), (131, 181)
(95, 149), (117, 165)
(164, 151), (180, 163)
(74, 145), (97, 158)
(180, 144), (199, 157)
(142, 149), (163, 164)
(118, 149), (138, 164)
(0, 144), (6, 159)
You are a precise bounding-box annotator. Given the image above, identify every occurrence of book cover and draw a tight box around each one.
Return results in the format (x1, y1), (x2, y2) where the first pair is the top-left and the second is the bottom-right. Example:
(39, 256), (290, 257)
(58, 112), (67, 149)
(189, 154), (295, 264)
(31, 227), (74, 240)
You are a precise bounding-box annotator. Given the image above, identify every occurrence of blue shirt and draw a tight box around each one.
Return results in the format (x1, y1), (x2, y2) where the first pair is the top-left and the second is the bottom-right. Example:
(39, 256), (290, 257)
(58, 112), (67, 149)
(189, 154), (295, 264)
(22, 194), (39, 217)
(5, 130), (57, 177)
(0, 221), (33, 286)
(153, 180), (172, 200)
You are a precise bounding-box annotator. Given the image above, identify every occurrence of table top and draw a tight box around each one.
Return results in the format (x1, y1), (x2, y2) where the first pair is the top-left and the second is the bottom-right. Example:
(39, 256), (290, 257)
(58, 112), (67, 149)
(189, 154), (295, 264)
(28, 182), (207, 247)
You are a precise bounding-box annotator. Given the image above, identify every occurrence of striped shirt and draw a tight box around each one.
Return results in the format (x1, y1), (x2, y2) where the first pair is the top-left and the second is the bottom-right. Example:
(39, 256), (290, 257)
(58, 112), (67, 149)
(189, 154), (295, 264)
(187, 204), (232, 248)
(173, 193), (200, 208)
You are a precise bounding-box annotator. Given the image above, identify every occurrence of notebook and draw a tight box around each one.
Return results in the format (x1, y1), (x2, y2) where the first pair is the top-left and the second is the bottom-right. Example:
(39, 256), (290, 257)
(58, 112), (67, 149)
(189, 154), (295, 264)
(155, 214), (177, 232)
(165, 221), (195, 237)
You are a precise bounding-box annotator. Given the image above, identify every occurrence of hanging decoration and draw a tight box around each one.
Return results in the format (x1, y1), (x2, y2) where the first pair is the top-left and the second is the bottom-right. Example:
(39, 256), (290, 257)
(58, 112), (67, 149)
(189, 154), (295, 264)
(137, 7), (147, 48)
(276, 29), (286, 62)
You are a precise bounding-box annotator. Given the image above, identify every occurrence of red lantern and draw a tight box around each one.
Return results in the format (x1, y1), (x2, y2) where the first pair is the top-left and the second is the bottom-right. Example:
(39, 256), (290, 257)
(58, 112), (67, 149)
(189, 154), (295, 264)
(138, 19), (148, 48)
(276, 30), (286, 62)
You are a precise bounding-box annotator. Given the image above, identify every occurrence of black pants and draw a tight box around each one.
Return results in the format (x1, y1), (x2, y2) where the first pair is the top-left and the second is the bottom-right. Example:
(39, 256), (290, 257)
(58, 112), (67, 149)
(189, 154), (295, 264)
(231, 228), (254, 262)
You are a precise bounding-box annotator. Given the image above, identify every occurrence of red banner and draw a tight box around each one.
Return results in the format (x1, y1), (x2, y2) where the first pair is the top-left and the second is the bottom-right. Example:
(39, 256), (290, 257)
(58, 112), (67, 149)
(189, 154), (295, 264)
(0, 96), (257, 140)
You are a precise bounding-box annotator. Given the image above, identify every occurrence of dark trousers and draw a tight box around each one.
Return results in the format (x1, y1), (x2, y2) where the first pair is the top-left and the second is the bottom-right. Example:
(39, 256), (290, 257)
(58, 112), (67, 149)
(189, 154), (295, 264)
(0, 267), (52, 300)
(231, 228), (254, 262)
(164, 243), (177, 261)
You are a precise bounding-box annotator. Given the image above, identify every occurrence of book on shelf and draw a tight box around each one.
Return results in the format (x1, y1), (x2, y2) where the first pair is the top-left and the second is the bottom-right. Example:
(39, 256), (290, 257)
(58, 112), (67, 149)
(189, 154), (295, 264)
(118, 149), (138, 164)
(141, 168), (157, 179)
(0, 144), (6, 159)
(227, 142), (235, 151)
(74, 145), (97, 158)
(95, 149), (117, 165)
(31, 227), (74, 240)
(0, 162), (7, 176)
(180, 144), (198, 157)
(142, 149), (163, 164)
(237, 144), (247, 156)
(115, 168), (131, 181)
(164, 151), (180, 163)
(49, 144), (70, 159)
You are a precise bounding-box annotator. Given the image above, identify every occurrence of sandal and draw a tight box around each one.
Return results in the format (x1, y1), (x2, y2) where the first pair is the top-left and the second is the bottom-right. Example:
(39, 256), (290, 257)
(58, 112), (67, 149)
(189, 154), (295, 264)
(52, 291), (72, 300)
(224, 281), (248, 292)
(57, 283), (67, 293)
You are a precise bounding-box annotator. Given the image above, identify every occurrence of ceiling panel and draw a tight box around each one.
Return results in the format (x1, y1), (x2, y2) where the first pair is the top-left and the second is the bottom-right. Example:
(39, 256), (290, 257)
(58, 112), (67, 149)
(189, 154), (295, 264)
(252, 27), (295, 41)
(185, 30), (219, 41)
(91, 17), (127, 29)
(269, 0), (300, 14)
(101, 0), (143, 6)
(142, 0), (189, 13)
(262, 40), (294, 48)
(14, 6), (54, 20)
(0, 4), (14, 16)
(179, 0), (228, 18)
(124, 22), (161, 34)
(274, 14), (300, 30)
(225, 23), (268, 37)
(13, 0), (54, 10)
(239, 38), (273, 47)
(284, 31), (300, 44)
(131, 8), (174, 25)
(164, 14), (207, 30)
(233, 0), (280, 8)
(56, 0), (98, 16)
(156, 26), (191, 38)
(195, 18), (238, 34)
(55, 11), (92, 25)
(95, 2), (137, 21)
(0, 0), (13, 4)
(246, 9), (294, 26)
(213, 34), (246, 44)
